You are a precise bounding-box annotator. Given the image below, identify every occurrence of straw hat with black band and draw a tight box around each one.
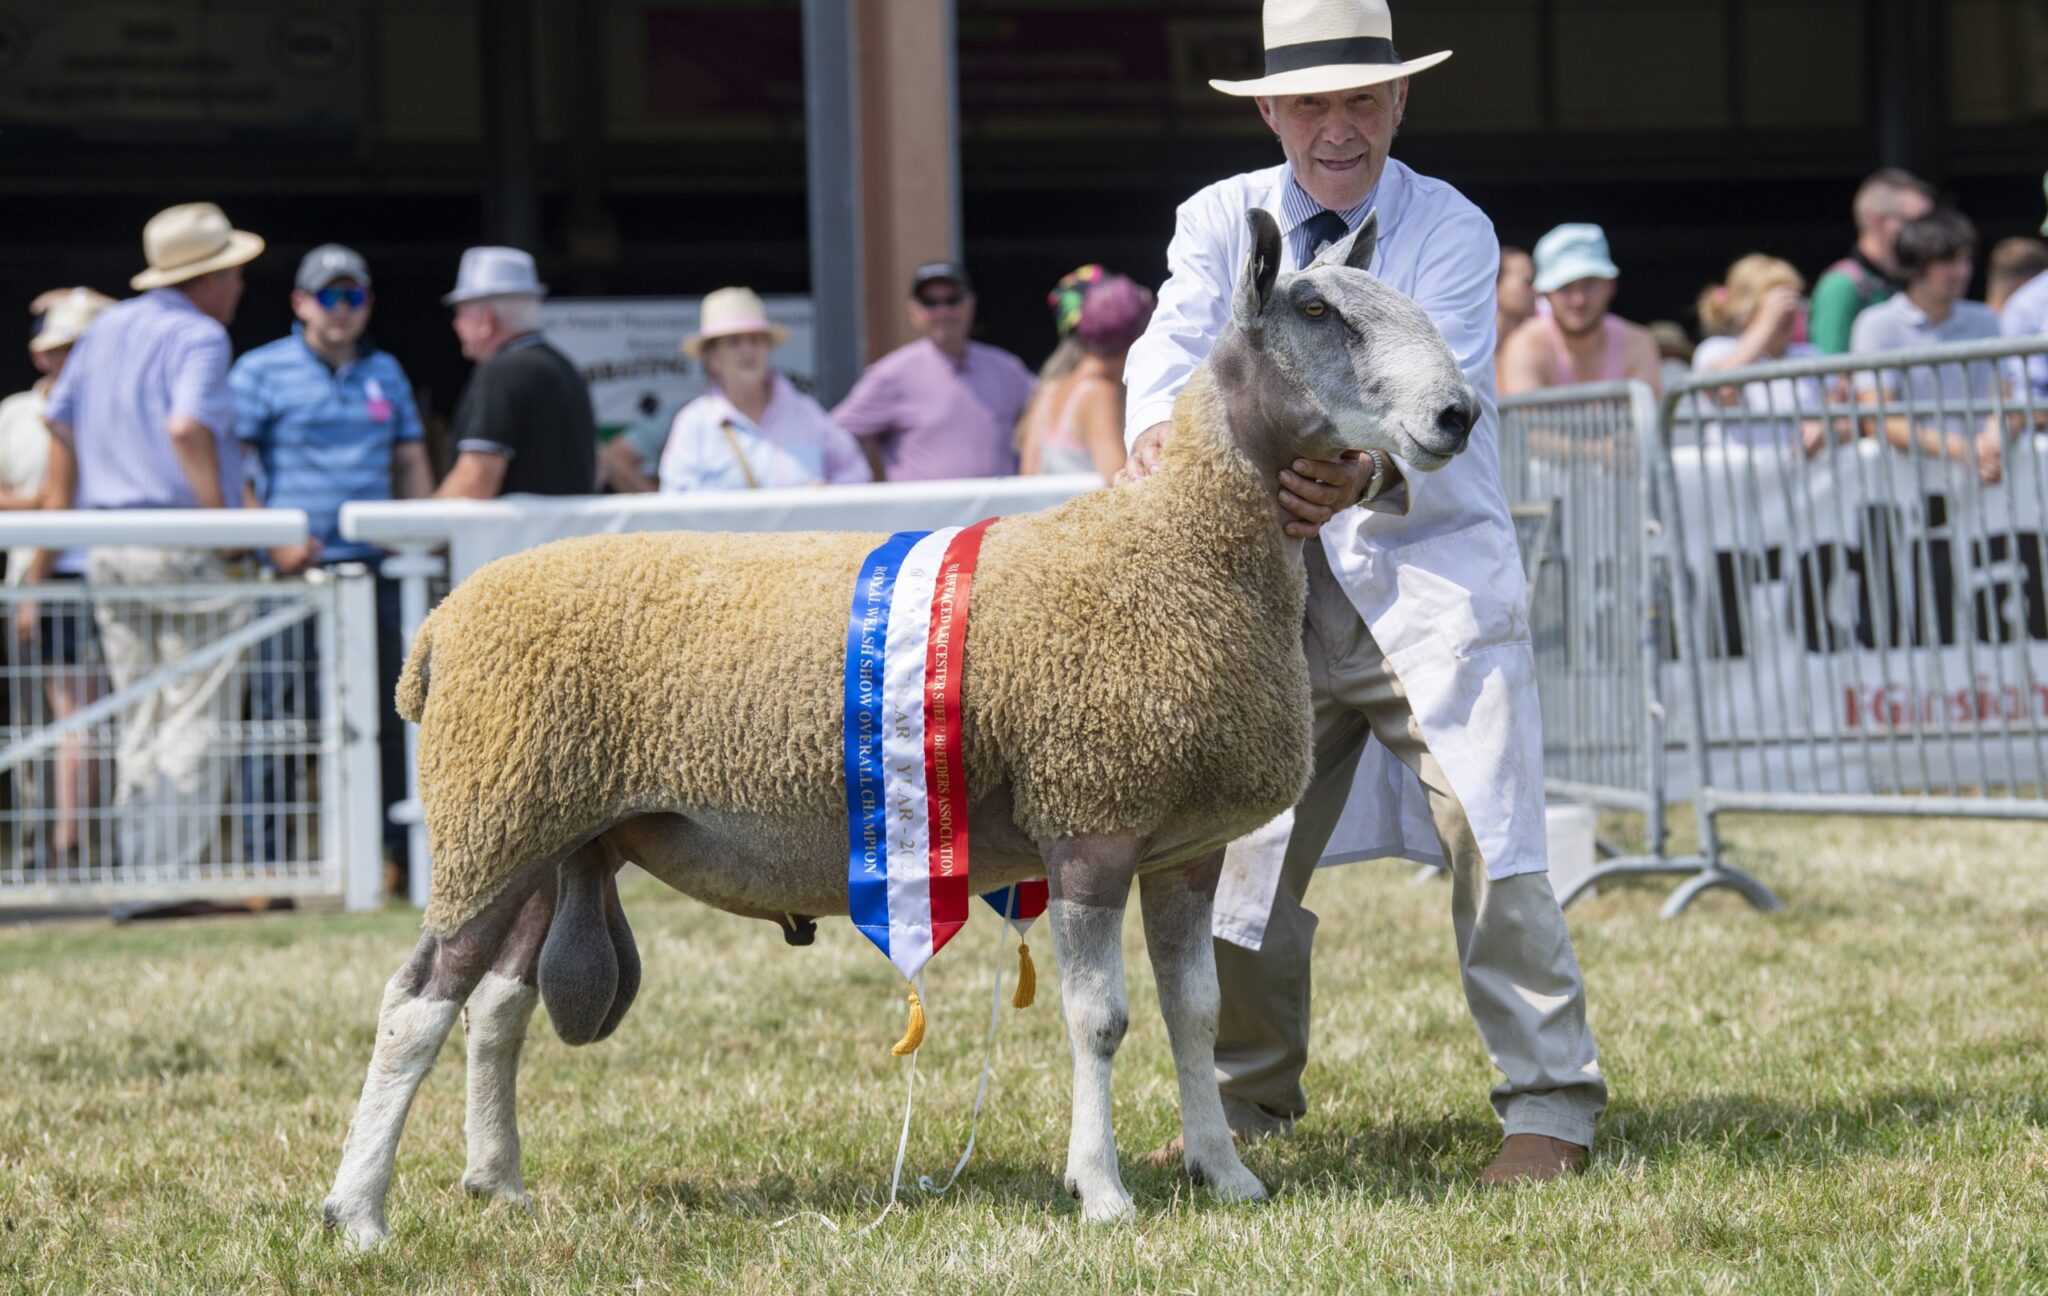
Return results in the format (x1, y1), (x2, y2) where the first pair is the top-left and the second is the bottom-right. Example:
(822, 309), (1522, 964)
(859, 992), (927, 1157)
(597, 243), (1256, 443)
(129, 203), (265, 292)
(1209, 0), (1451, 98)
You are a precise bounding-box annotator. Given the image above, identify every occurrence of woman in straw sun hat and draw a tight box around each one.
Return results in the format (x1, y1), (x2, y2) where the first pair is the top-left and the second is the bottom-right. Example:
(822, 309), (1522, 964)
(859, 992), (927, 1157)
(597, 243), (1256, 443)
(1, 287), (119, 870)
(656, 287), (869, 493)
(1116, 0), (1607, 1196)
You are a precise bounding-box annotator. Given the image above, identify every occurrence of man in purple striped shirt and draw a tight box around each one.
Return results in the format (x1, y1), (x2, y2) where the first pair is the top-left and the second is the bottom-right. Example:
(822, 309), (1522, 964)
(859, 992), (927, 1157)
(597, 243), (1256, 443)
(32, 202), (265, 877)
(832, 261), (1036, 482)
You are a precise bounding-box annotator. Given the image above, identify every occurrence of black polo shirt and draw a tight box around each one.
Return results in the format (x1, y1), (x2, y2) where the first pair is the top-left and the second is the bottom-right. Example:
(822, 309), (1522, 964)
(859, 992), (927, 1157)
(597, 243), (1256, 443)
(451, 332), (597, 494)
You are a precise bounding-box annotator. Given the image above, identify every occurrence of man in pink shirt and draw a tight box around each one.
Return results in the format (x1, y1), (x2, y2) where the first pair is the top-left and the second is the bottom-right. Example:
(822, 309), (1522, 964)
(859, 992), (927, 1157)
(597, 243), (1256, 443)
(831, 261), (1036, 481)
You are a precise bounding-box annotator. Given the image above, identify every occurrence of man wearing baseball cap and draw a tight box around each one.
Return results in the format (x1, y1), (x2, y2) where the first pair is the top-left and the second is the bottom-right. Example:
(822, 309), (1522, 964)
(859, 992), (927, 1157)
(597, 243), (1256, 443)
(229, 243), (433, 883)
(436, 246), (596, 499)
(28, 201), (266, 876)
(1117, 0), (1605, 1194)
(830, 260), (1036, 481)
(1498, 222), (1661, 395)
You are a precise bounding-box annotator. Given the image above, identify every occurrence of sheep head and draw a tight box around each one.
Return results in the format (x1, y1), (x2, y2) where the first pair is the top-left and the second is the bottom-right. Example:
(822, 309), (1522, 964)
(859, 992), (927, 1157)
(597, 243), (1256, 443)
(1222, 208), (1479, 475)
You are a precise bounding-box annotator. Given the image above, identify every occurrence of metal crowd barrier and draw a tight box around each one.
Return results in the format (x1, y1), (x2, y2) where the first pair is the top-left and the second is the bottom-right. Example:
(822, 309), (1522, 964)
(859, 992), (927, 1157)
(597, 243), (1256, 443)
(0, 511), (383, 911)
(339, 474), (1103, 906)
(1503, 336), (2048, 916)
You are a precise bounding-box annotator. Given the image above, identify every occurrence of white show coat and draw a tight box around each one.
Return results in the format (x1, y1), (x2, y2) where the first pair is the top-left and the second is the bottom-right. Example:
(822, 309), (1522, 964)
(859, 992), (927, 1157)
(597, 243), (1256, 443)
(1126, 158), (1545, 889)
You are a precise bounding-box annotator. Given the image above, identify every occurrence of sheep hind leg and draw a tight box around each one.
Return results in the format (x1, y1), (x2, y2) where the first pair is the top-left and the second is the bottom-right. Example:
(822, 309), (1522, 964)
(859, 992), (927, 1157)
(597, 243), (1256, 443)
(1138, 853), (1267, 1205)
(322, 873), (540, 1250)
(460, 882), (553, 1207)
(1044, 834), (1142, 1225)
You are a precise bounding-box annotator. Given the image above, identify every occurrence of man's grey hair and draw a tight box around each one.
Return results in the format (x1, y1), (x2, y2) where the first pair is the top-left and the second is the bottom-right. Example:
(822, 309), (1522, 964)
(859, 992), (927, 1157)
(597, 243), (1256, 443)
(477, 293), (542, 334)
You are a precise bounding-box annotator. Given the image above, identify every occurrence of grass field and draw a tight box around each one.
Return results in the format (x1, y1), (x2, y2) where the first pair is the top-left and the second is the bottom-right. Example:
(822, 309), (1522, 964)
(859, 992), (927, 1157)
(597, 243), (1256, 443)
(3, 812), (2047, 1294)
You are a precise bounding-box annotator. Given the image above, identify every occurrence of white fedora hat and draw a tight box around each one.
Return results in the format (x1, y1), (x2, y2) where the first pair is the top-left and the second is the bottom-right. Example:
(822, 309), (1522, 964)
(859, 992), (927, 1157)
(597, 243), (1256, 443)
(1210, 0), (1451, 97)
(130, 202), (266, 291)
(442, 246), (548, 306)
(682, 287), (790, 358)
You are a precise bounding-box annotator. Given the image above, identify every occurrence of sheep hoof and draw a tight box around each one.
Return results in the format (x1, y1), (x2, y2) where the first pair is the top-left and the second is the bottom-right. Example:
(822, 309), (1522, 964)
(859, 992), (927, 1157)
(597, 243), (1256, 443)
(461, 1171), (532, 1209)
(1195, 1160), (1268, 1204)
(322, 1196), (391, 1250)
(1078, 1188), (1136, 1226)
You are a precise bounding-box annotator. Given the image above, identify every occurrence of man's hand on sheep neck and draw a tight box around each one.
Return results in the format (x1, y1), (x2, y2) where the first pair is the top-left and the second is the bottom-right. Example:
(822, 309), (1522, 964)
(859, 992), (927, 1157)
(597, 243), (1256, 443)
(1118, 420), (1405, 539)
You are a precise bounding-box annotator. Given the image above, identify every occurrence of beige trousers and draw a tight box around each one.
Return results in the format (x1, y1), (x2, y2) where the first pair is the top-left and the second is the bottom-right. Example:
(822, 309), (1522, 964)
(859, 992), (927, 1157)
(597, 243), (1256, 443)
(1214, 544), (1606, 1146)
(89, 546), (250, 877)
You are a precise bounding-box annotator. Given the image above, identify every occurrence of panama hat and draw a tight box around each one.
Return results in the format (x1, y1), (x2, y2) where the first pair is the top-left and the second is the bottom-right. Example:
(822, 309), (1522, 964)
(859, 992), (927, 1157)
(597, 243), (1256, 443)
(130, 203), (265, 291)
(1210, 0), (1451, 97)
(682, 287), (790, 357)
(29, 287), (117, 353)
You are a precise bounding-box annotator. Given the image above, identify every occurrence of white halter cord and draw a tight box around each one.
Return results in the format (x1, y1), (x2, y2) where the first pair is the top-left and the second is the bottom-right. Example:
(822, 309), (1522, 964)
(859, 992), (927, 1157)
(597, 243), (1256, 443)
(770, 972), (927, 1237)
(918, 892), (1018, 1195)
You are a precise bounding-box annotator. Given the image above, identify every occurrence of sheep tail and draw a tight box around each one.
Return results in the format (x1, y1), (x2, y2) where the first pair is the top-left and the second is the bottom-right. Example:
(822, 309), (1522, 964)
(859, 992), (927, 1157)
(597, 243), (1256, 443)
(397, 618), (433, 723)
(891, 986), (926, 1056)
(1011, 942), (1037, 1010)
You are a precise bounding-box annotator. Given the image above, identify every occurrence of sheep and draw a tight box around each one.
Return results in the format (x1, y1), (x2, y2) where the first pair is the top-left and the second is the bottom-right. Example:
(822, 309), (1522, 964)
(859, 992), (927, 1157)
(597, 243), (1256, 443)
(321, 209), (1480, 1246)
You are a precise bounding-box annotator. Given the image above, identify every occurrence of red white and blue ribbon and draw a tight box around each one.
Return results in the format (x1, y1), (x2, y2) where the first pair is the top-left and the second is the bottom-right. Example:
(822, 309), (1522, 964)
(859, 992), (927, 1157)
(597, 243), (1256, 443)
(845, 521), (995, 981)
(980, 883), (1047, 938)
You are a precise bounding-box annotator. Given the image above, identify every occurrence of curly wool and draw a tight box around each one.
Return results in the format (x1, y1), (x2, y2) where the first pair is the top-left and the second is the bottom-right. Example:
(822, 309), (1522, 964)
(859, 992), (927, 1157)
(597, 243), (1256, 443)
(411, 367), (1313, 934)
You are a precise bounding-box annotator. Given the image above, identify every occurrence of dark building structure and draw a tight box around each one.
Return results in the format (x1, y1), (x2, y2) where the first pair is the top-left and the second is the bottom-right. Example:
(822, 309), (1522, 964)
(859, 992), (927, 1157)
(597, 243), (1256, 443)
(3, 0), (2044, 418)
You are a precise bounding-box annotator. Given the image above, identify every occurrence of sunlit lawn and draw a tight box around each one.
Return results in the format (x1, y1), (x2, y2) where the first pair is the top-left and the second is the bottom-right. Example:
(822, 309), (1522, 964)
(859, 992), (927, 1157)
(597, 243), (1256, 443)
(3, 812), (2047, 1294)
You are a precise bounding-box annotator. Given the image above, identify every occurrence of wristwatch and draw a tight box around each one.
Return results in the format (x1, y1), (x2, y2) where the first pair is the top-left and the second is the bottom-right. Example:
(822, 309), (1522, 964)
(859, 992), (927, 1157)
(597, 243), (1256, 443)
(1360, 448), (1390, 503)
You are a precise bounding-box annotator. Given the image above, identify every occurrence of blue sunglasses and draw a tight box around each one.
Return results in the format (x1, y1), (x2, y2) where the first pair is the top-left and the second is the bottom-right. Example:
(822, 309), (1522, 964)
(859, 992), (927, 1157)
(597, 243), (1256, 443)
(314, 286), (368, 310)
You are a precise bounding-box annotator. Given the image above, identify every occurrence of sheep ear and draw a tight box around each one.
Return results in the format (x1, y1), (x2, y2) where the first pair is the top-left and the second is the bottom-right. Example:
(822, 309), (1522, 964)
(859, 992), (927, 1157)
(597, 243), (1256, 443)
(1337, 209), (1378, 272)
(1234, 209), (1282, 334)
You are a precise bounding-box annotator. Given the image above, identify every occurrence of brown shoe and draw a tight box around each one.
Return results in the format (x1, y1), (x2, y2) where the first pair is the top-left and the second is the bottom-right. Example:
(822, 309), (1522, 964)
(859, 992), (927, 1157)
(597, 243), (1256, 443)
(1478, 1134), (1588, 1186)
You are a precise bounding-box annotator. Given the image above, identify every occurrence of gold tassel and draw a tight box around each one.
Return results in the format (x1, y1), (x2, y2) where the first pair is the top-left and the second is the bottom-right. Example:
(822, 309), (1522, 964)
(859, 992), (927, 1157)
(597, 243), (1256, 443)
(891, 986), (926, 1055)
(1012, 942), (1037, 1009)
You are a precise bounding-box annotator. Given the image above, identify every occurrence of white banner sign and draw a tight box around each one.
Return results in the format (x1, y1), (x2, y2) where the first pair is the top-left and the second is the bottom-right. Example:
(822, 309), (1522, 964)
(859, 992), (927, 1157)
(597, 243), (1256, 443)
(1666, 436), (2048, 794)
(539, 296), (817, 434)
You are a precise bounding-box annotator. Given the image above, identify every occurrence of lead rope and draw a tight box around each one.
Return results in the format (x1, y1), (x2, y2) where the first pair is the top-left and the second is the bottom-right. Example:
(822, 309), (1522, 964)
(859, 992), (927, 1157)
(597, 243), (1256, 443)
(771, 973), (926, 1236)
(917, 898), (1019, 1195)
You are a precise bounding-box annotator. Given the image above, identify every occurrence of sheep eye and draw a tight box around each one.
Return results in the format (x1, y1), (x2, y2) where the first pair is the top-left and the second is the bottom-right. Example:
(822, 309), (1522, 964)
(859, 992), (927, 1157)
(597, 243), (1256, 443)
(1302, 301), (1327, 318)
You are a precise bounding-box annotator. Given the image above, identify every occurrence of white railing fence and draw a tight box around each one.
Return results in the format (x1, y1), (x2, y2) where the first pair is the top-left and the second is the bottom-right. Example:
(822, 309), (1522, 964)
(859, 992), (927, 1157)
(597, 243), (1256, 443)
(0, 511), (382, 911)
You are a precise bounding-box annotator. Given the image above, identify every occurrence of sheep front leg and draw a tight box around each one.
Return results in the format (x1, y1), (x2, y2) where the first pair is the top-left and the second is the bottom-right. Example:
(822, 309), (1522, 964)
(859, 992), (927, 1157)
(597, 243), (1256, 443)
(1044, 834), (1142, 1225)
(1138, 854), (1267, 1204)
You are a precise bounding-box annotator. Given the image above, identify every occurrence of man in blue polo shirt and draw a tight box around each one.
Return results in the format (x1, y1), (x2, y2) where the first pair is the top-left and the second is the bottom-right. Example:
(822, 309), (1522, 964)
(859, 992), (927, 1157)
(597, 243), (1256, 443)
(231, 243), (433, 883)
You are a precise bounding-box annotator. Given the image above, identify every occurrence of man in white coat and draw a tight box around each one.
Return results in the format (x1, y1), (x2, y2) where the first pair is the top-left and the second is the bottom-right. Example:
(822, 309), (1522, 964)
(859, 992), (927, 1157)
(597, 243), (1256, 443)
(1123, 0), (1606, 1184)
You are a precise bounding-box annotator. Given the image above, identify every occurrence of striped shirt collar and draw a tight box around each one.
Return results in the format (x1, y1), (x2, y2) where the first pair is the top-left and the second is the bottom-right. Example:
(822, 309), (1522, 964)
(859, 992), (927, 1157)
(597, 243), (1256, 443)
(1279, 171), (1377, 269)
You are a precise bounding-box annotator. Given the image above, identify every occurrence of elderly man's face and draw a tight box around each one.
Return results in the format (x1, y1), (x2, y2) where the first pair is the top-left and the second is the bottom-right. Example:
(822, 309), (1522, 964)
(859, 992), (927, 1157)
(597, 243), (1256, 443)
(1546, 275), (1617, 338)
(1257, 80), (1407, 213)
(293, 278), (371, 354)
(908, 280), (974, 355)
(453, 301), (496, 361)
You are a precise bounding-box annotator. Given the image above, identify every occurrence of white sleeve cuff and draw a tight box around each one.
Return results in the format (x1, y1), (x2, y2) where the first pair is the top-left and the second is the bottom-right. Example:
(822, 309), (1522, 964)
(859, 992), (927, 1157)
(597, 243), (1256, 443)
(1125, 400), (1178, 451)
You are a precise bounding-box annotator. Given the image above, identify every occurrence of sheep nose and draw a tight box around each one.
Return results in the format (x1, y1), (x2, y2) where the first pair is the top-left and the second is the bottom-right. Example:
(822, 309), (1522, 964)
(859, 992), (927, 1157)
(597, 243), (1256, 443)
(1435, 400), (1476, 445)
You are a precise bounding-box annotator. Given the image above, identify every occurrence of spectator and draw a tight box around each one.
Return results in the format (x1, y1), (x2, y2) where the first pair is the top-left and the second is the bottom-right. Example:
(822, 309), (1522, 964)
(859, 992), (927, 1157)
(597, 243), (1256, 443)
(1987, 237), (2048, 314)
(831, 260), (1035, 481)
(598, 391), (675, 494)
(2, 288), (114, 868)
(28, 202), (263, 875)
(1493, 246), (1536, 382)
(1809, 168), (1936, 354)
(656, 287), (867, 492)
(1851, 209), (2009, 481)
(230, 243), (431, 879)
(1019, 265), (1154, 481)
(2003, 248), (2048, 402)
(1498, 223), (1661, 394)
(1691, 255), (1832, 454)
(1648, 320), (1696, 395)
(438, 247), (597, 498)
